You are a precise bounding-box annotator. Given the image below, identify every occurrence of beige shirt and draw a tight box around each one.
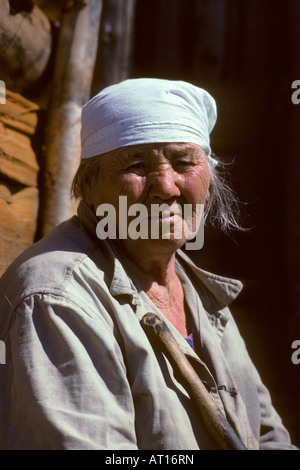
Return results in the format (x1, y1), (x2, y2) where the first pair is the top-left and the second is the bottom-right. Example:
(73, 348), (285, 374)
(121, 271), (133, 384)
(0, 203), (296, 449)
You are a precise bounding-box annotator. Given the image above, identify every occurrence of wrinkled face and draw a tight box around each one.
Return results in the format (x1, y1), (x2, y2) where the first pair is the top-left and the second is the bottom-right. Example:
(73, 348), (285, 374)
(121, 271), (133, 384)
(92, 142), (210, 254)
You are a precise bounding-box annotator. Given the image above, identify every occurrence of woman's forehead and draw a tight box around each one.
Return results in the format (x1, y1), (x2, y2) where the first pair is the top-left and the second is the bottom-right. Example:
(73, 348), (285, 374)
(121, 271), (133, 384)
(116, 142), (204, 158)
(98, 143), (206, 170)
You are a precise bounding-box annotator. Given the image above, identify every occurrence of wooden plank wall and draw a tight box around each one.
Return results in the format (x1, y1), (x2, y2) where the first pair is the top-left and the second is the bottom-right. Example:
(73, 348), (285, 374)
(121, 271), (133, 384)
(0, 90), (39, 276)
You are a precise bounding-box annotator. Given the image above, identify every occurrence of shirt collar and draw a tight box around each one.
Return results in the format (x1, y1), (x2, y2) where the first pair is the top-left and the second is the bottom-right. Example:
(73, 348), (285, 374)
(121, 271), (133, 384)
(77, 200), (141, 305)
(108, 247), (243, 317)
(175, 249), (243, 313)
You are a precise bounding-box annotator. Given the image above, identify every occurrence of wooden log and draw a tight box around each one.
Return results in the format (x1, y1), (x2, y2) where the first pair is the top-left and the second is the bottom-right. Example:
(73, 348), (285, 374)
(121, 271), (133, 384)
(0, 198), (20, 275)
(41, 0), (102, 235)
(0, 86), (40, 273)
(0, 186), (39, 276)
(32, 0), (65, 23)
(0, 0), (52, 93)
(0, 184), (12, 204)
(0, 89), (38, 136)
(0, 90), (39, 187)
(92, 0), (136, 93)
(11, 186), (39, 244)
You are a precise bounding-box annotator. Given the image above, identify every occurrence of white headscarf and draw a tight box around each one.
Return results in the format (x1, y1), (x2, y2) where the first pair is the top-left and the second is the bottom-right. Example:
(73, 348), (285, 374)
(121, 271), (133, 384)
(80, 78), (217, 163)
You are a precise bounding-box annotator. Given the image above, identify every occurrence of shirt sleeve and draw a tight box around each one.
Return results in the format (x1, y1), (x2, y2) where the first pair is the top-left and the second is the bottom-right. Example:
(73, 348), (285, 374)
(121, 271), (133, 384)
(223, 309), (298, 450)
(256, 375), (297, 450)
(0, 293), (138, 450)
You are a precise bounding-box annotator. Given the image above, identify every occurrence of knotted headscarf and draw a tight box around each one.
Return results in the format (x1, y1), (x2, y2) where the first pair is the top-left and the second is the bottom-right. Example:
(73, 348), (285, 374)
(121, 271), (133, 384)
(80, 78), (217, 163)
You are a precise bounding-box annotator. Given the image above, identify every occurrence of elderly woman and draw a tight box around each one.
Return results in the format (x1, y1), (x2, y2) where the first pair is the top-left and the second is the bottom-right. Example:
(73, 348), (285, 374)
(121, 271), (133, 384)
(0, 79), (296, 450)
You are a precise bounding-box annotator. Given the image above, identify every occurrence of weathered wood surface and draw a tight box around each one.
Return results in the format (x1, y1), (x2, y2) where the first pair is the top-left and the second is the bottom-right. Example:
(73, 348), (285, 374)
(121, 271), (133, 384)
(32, 0), (65, 23)
(92, 0), (136, 93)
(0, 0), (51, 93)
(0, 90), (39, 187)
(0, 186), (39, 276)
(41, 0), (102, 235)
(0, 90), (40, 276)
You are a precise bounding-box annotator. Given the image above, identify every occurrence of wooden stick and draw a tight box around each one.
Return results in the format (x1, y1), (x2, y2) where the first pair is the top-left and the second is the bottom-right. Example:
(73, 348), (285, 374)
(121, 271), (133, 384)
(141, 312), (247, 450)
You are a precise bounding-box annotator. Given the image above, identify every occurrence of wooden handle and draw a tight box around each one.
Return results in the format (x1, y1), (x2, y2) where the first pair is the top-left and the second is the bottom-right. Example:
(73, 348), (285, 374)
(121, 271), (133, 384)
(141, 312), (247, 450)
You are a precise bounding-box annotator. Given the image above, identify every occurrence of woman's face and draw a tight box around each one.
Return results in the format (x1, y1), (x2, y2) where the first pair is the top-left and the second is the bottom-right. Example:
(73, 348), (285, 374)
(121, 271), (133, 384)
(92, 142), (210, 255)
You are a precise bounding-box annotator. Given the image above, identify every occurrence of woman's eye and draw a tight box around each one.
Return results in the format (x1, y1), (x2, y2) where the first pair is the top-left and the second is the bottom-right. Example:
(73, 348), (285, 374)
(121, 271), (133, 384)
(174, 160), (194, 171)
(126, 162), (147, 172)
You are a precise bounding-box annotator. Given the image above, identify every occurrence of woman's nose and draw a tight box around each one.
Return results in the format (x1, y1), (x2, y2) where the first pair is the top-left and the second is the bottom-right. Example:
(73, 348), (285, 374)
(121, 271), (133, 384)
(147, 167), (181, 200)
